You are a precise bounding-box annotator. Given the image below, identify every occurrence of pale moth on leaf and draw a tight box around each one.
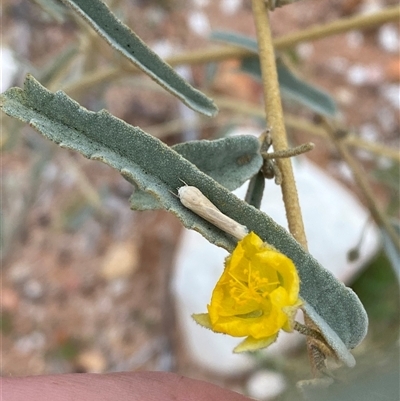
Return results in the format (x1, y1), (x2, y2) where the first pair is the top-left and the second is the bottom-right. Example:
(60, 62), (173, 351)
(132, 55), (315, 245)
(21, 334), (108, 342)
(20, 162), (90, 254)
(178, 185), (248, 240)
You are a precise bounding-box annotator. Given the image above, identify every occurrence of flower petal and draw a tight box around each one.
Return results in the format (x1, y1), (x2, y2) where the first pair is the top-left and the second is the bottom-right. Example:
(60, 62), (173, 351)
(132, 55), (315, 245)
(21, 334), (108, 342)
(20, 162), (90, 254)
(233, 334), (278, 353)
(192, 313), (213, 330)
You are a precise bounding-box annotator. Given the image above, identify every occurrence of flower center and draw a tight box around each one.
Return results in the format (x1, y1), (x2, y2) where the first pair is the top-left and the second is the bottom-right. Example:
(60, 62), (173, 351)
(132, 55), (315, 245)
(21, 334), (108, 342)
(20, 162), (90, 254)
(228, 265), (279, 305)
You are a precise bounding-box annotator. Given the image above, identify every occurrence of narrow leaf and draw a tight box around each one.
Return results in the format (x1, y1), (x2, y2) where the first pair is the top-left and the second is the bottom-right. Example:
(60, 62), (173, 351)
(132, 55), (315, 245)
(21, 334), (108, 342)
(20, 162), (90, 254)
(211, 30), (337, 116)
(210, 30), (258, 52)
(1, 75), (367, 365)
(61, 0), (217, 117)
(276, 60), (337, 116)
(245, 170), (265, 209)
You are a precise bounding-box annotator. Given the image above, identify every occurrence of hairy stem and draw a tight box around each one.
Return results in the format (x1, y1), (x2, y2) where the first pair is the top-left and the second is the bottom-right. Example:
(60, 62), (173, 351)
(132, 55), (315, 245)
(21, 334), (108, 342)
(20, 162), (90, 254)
(262, 142), (315, 159)
(273, 5), (400, 49)
(251, 0), (307, 248)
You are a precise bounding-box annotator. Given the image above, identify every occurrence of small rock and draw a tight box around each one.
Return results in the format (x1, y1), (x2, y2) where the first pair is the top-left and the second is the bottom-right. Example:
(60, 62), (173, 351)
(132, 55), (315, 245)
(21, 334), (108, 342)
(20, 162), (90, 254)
(8, 263), (31, 283)
(296, 43), (314, 60)
(75, 349), (107, 373)
(193, 0), (210, 7)
(107, 278), (129, 297)
(359, 123), (379, 142)
(187, 11), (210, 36)
(220, 0), (242, 15)
(100, 242), (138, 280)
(15, 332), (46, 354)
(246, 369), (287, 400)
(23, 279), (44, 300)
(329, 57), (349, 75)
(380, 84), (400, 109)
(0, 47), (18, 92)
(378, 24), (400, 53)
(346, 64), (383, 86)
(359, 0), (383, 15)
(336, 87), (355, 106)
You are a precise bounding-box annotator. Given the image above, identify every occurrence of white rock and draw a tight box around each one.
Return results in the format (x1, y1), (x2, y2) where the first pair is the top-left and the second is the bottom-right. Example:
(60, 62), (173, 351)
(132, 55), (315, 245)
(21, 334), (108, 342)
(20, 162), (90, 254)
(192, 0), (210, 7)
(172, 158), (379, 375)
(380, 84), (400, 110)
(296, 43), (314, 61)
(359, 0), (383, 15)
(15, 331), (46, 354)
(377, 24), (400, 53)
(23, 279), (44, 300)
(328, 57), (349, 75)
(187, 11), (211, 37)
(0, 47), (18, 92)
(246, 369), (287, 400)
(346, 64), (383, 86)
(359, 123), (379, 142)
(220, 0), (242, 15)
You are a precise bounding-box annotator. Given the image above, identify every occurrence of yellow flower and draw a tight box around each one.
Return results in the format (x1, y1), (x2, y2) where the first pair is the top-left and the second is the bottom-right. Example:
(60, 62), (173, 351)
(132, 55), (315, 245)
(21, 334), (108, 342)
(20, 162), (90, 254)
(193, 232), (302, 352)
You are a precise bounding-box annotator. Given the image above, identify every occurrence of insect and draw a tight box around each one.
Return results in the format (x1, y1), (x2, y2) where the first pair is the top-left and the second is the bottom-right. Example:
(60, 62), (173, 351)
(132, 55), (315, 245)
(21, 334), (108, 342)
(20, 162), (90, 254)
(178, 185), (248, 241)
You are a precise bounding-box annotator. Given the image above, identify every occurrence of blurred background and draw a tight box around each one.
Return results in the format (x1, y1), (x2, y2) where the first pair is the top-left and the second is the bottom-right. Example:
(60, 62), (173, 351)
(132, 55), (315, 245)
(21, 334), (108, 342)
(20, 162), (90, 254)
(1, 0), (399, 399)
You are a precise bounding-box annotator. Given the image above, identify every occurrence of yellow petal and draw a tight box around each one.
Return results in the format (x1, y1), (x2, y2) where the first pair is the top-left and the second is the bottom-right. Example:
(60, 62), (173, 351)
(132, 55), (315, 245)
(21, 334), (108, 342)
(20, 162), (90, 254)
(192, 313), (213, 330)
(233, 333), (278, 353)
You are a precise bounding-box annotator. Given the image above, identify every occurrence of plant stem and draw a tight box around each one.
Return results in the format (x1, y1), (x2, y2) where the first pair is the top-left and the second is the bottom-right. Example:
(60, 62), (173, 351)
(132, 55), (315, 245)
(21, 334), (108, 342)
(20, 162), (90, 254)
(322, 118), (400, 252)
(251, 0), (308, 248)
(273, 5), (400, 49)
(213, 96), (400, 161)
(262, 142), (315, 159)
(284, 115), (400, 162)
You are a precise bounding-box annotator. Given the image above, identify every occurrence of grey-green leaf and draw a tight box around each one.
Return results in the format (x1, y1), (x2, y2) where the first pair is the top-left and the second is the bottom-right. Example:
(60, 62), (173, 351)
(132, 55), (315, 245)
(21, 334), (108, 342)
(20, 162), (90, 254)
(276, 60), (337, 116)
(245, 170), (265, 209)
(173, 136), (262, 191)
(211, 30), (337, 116)
(241, 57), (337, 116)
(210, 31), (258, 52)
(0, 75), (367, 366)
(60, 0), (217, 117)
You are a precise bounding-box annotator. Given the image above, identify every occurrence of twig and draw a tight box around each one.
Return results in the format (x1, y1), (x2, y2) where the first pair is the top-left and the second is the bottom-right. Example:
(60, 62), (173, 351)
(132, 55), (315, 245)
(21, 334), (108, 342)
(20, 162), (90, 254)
(322, 118), (400, 252)
(213, 96), (400, 162)
(262, 142), (315, 159)
(273, 5), (400, 50)
(251, 0), (308, 247)
(284, 115), (400, 162)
